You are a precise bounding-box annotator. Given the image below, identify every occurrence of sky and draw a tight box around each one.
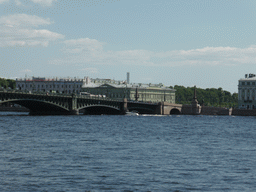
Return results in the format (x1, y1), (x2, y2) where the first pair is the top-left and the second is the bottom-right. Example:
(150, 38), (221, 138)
(1, 0), (256, 93)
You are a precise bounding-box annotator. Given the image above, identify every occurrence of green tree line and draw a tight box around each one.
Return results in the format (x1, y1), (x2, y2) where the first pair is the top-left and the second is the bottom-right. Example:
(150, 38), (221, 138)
(171, 85), (238, 108)
(0, 78), (16, 89)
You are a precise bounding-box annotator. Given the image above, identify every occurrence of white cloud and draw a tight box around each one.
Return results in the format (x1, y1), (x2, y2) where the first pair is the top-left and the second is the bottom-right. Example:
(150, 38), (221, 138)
(20, 69), (32, 73)
(63, 38), (105, 53)
(30, 0), (56, 6)
(0, 0), (9, 4)
(51, 37), (256, 67)
(14, 0), (21, 6)
(0, 14), (64, 47)
(81, 68), (98, 74)
(0, 14), (52, 27)
(0, 0), (56, 6)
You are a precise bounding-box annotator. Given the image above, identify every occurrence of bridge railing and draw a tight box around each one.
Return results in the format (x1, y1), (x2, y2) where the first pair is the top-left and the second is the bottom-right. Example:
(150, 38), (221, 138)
(77, 94), (124, 102)
(0, 90), (125, 102)
(0, 90), (160, 104)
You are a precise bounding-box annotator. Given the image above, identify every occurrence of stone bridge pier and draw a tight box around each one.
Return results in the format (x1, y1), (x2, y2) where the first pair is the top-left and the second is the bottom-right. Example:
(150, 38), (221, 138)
(157, 102), (182, 115)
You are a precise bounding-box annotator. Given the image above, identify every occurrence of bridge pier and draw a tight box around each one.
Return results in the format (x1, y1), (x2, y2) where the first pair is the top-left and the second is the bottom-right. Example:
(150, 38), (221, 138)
(69, 109), (79, 115)
(120, 98), (128, 115)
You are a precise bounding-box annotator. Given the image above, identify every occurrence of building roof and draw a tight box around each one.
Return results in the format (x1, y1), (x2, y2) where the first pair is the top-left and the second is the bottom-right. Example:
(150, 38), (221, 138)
(82, 82), (174, 91)
(239, 78), (256, 81)
(239, 74), (256, 81)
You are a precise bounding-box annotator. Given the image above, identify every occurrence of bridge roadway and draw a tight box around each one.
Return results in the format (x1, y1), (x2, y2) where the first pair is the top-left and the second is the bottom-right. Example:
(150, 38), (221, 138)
(0, 91), (182, 115)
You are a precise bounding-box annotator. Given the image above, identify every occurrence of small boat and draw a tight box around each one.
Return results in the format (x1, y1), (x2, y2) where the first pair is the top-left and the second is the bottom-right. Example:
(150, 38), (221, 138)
(125, 111), (139, 116)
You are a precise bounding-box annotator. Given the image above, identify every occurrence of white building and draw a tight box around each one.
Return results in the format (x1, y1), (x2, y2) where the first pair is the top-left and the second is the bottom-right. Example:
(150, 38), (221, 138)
(16, 76), (91, 94)
(238, 73), (256, 109)
(16, 76), (127, 94)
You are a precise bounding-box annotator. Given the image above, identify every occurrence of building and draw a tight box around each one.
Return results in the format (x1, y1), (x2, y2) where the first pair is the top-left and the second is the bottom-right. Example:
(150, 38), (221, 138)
(81, 80), (175, 104)
(16, 73), (176, 104)
(16, 76), (90, 94)
(238, 73), (256, 109)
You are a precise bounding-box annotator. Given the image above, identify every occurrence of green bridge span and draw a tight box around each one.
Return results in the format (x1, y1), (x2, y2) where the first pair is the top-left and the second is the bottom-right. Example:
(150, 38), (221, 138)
(0, 91), (167, 115)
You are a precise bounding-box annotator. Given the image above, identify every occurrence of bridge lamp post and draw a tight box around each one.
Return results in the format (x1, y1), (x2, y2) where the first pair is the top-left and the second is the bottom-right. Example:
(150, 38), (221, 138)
(25, 79), (27, 93)
(142, 89), (144, 102)
(32, 81), (35, 93)
(144, 88), (147, 102)
(106, 88), (108, 99)
(123, 86), (127, 99)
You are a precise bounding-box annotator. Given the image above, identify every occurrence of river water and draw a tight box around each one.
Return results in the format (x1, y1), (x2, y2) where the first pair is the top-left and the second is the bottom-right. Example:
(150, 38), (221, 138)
(0, 112), (256, 191)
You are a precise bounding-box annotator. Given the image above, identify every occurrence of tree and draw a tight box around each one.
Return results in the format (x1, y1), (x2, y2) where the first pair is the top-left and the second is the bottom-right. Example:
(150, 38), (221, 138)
(171, 85), (238, 107)
(0, 78), (16, 89)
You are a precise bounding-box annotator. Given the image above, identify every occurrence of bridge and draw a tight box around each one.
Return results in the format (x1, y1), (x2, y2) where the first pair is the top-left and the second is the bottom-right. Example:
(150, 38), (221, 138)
(0, 91), (182, 115)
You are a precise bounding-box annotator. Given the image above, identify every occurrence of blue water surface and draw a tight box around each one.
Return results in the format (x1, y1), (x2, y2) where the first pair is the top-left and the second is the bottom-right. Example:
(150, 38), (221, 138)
(0, 112), (256, 191)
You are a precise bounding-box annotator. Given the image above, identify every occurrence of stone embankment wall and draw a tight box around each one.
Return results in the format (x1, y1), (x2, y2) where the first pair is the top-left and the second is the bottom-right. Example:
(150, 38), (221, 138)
(201, 106), (232, 116)
(232, 109), (256, 116)
(181, 105), (233, 116)
(181, 104), (201, 115)
(182, 104), (256, 116)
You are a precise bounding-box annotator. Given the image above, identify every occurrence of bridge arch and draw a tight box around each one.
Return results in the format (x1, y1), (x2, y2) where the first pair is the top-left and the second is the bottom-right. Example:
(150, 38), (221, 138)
(82, 105), (121, 115)
(128, 107), (155, 114)
(0, 99), (70, 115)
(170, 108), (181, 115)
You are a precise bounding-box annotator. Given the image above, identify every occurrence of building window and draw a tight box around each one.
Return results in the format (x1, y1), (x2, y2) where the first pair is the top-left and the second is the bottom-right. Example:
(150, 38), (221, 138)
(247, 82), (250, 85)
(253, 82), (255, 85)
(242, 82), (245, 85)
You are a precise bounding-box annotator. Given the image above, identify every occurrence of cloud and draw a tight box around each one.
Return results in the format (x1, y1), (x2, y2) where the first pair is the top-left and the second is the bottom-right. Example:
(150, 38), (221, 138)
(0, 14), (52, 27)
(153, 46), (256, 66)
(63, 38), (105, 53)
(0, 0), (9, 4)
(81, 68), (98, 74)
(51, 37), (256, 67)
(0, 0), (56, 6)
(15, 0), (22, 6)
(20, 69), (32, 73)
(0, 14), (64, 47)
(30, 0), (56, 6)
